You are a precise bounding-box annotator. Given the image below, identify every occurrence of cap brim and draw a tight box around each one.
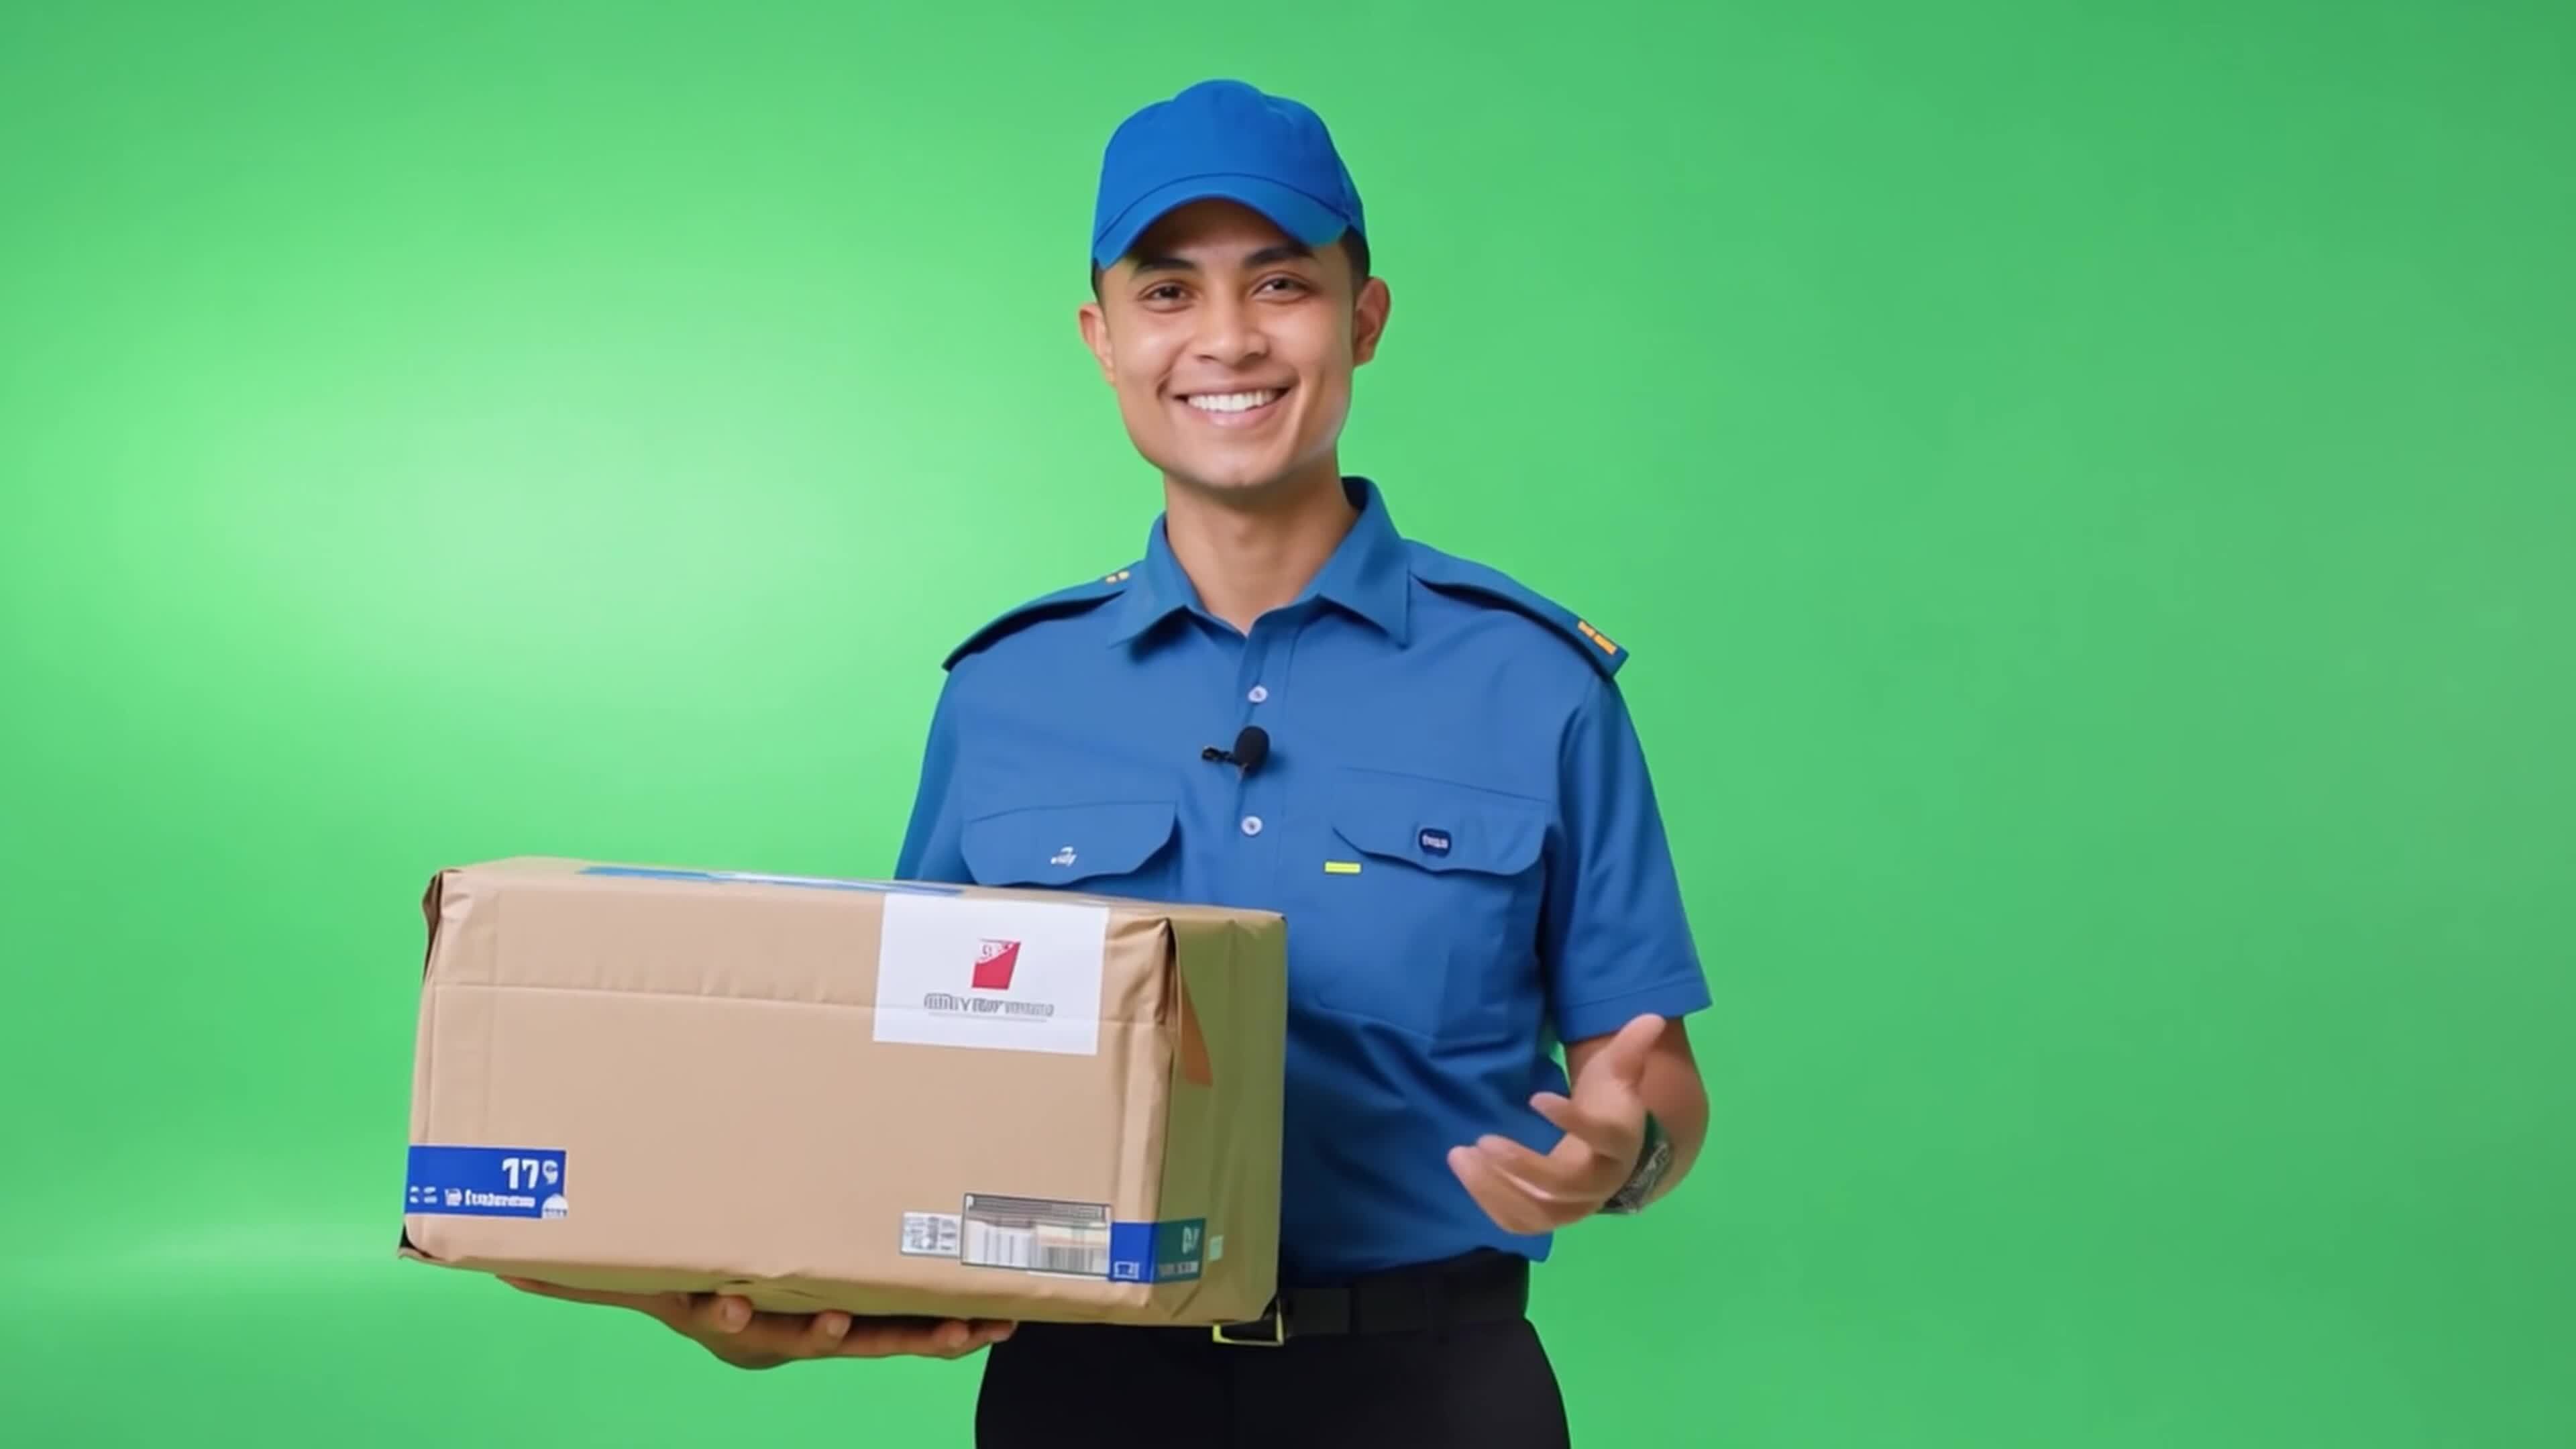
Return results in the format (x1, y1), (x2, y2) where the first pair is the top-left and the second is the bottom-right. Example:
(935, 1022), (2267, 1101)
(1091, 175), (1349, 270)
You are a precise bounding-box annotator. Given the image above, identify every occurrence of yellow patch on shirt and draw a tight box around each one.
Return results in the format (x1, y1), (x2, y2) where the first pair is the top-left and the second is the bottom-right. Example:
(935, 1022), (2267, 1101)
(1322, 860), (1362, 875)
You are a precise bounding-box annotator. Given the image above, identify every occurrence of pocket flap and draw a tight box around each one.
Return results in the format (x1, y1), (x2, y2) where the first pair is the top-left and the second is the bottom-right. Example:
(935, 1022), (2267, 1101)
(1326, 771), (1548, 875)
(959, 798), (1179, 887)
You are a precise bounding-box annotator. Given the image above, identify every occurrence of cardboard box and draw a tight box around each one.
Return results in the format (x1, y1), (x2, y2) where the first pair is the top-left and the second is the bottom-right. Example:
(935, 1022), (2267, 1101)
(395, 857), (1285, 1326)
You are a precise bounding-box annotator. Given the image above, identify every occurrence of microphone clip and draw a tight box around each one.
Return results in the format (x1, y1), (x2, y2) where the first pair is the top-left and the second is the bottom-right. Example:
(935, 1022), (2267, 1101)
(1201, 724), (1271, 775)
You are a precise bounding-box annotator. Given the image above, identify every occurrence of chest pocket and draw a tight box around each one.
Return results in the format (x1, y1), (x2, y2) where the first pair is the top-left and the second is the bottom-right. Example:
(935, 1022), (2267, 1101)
(958, 798), (1180, 896)
(1308, 769), (1550, 1046)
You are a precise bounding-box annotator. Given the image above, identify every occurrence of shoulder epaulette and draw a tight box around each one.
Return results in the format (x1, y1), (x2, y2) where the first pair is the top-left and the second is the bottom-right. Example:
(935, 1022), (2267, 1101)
(941, 564), (1140, 670)
(1405, 542), (1627, 678)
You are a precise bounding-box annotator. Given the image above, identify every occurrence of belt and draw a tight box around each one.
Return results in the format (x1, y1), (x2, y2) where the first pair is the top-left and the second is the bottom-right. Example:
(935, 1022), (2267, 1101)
(1210, 1250), (1531, 1346)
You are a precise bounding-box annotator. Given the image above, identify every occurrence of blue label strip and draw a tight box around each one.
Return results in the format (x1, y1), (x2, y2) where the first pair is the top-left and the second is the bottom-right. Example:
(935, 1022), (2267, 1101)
(406, 1145), (569, 1219)
(1107, 1218), (1207, 1284)
(580, 865), (962, 895)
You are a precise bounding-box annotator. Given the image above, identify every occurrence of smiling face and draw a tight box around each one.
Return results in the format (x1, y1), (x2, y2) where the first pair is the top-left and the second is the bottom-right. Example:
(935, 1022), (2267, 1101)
(1079, 199), (1391, 508)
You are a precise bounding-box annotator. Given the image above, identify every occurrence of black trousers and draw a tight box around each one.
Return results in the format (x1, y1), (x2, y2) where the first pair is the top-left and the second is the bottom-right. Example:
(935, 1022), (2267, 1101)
(973, 1253), (1572, 1449)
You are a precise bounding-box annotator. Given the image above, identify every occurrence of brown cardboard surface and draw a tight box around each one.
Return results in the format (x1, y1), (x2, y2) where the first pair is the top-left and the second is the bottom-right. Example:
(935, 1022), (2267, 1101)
(396, 857), (1285, 1326)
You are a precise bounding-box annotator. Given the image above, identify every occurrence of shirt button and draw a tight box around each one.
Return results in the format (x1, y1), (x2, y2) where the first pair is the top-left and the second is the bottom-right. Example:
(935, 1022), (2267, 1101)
(1240, 815), (1263, 837)
(1247, 685), (1269, 704)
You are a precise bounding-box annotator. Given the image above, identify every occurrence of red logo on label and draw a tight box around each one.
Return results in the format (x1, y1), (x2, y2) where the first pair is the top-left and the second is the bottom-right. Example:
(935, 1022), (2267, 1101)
(972, 938), (1021, 991)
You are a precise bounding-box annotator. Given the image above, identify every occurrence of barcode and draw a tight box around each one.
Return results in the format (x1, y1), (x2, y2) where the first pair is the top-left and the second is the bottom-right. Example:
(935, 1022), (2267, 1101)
(960, 1193), (1112, 1279)
(965, 1222), (1034, 1268)
(1038, 1240), (1109, 1275)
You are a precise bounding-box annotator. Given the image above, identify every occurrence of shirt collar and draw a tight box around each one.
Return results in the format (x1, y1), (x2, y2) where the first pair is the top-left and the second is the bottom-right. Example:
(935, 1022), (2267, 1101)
(1108, 476), (1412, 647)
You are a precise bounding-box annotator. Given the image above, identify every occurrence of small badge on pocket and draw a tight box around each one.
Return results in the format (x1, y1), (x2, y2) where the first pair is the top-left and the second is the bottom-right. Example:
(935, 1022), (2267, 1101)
(1417, 828), (1452, 857)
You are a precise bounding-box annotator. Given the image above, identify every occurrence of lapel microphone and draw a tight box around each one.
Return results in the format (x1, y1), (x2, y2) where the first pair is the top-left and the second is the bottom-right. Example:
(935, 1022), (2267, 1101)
(1200, 724), (1271, 775)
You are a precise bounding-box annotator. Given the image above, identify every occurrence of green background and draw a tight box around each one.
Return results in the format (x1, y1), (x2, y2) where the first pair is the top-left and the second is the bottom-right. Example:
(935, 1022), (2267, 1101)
(3, 1), (2569, 1444)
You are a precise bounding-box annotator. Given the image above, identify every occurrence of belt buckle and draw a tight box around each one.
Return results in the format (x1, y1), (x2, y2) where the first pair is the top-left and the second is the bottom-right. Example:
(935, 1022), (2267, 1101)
(1210, 1301), (1288, 1347)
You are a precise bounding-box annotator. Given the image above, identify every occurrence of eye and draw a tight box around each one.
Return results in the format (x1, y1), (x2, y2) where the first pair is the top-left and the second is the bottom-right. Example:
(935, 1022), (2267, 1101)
(1258, 275), (1311, 295)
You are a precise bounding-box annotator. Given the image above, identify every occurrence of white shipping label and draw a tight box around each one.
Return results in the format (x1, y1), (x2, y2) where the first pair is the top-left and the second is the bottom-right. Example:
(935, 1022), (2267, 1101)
(900, 1212), (963, 1258)
(960, 1193), (1113, 1278)
(871, 894), (1111, 1055)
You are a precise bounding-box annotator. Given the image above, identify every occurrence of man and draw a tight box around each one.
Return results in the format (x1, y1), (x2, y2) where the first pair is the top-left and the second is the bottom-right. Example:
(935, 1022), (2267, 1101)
(510, 79), (1711, 1448)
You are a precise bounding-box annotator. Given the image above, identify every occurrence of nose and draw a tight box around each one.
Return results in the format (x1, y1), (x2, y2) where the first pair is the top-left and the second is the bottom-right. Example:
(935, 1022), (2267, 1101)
(1191, 288), (1268, 368)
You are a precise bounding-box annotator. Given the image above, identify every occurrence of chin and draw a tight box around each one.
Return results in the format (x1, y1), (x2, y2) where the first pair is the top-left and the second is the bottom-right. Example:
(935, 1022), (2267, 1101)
(1171, 460), (1311, 501)
(1189, 464), (1287, 492)
(1138, 439), (1289, 494)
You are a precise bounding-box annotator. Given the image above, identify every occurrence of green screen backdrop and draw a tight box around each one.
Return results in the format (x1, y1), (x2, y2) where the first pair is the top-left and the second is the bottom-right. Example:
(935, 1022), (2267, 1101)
(3, 2), (2569, 1445)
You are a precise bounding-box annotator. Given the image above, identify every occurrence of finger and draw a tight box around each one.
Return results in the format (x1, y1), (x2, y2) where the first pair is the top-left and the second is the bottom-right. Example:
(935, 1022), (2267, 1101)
(799, 1310), (853, 1353)
(835, 1316), (1014, 1359)
(1446, 1146), (1528, 1231)
(1529, 1091), (1640, 1157)
(1470, 1133), (1603, 1196)
(1470, 1137), (1616, 1216)
(1448, 1144), (1560, 1234)
(1465, 1148), (1566, 1233)
(1572, 1014), (1663, 1093)
(706, 1310), (851, 1360)
(684, 1293), (759, 1337)
(1597, 1014), (1666, 1082)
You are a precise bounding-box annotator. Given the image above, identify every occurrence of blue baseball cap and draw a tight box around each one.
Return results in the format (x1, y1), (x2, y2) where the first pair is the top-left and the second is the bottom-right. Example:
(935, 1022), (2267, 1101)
(1089, 79), (1366, 272)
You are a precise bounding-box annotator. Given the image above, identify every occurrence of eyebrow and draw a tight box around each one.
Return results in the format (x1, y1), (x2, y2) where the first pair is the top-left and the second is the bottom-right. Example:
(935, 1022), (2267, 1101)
(1130, 241), (1317, 274)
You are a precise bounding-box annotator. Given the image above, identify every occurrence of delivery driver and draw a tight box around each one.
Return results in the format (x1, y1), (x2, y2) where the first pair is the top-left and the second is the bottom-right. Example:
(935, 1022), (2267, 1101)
(506, 78), (1711, 1448)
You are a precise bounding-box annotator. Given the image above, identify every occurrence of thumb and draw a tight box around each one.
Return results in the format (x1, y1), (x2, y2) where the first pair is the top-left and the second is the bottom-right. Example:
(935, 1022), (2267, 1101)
(1598, 1014), (1664, 1085)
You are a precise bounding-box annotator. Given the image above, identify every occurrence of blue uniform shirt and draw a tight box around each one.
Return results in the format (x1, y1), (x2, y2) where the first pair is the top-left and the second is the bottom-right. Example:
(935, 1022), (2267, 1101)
(895, 476), (1710, 1282)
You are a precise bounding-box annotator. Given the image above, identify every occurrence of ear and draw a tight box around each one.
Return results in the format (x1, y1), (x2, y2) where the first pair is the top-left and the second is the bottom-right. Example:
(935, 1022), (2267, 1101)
(1076, 300), (1118, 386)
(1350, 276), (1392, 367)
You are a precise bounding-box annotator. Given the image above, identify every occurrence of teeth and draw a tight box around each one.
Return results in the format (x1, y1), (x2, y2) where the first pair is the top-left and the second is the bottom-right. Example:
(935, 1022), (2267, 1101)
(1186, 390), (1281, 414)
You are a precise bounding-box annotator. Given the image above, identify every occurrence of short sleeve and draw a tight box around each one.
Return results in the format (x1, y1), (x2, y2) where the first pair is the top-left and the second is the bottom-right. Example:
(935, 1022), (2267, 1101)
(892, 680), (972, 884)
(1539, 676), (1712, 1043)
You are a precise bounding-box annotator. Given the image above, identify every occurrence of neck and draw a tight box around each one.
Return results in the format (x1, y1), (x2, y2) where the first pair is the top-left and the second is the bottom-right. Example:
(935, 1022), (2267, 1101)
(1160, 462), (1357, 633)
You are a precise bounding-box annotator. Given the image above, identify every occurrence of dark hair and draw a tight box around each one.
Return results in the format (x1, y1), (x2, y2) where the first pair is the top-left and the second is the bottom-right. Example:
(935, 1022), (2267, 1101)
(1090, 231), (1372, 296)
